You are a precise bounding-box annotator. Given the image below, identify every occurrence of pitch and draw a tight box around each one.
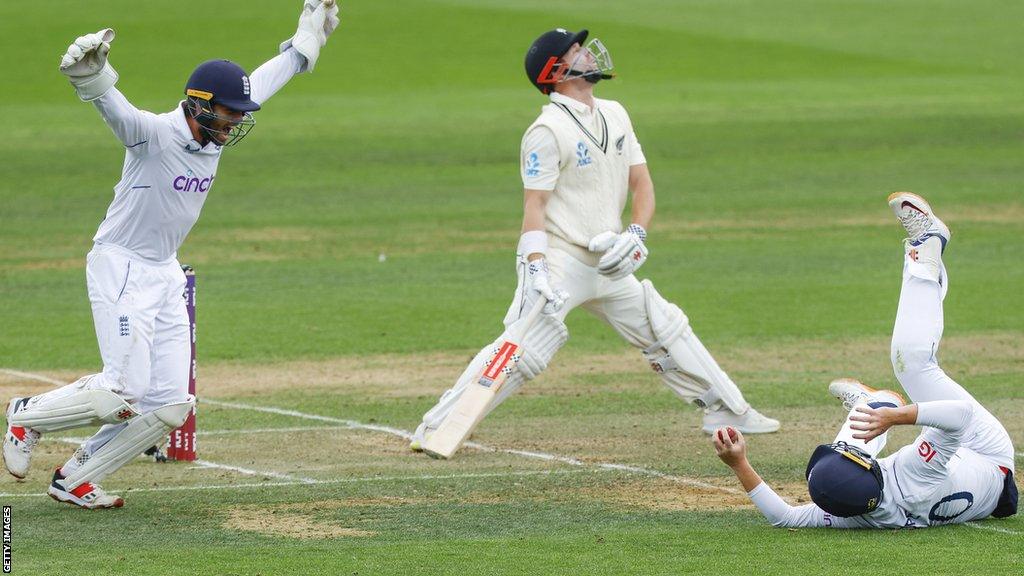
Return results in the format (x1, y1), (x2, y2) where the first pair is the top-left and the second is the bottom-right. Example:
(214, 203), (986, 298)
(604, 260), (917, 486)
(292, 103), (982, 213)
(0, 0), (1021, 574)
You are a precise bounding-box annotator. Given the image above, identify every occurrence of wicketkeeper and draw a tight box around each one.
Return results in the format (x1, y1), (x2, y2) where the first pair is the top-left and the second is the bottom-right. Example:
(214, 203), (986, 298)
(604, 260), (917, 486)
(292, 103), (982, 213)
(412, 28), (779, 452)
(2, 1), (341, 508)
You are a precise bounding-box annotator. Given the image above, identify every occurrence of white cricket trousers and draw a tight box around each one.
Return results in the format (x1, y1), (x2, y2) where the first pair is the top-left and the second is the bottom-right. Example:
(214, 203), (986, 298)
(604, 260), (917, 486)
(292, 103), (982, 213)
(39, 243), (191, 459)
(835, 254), (1014, 471)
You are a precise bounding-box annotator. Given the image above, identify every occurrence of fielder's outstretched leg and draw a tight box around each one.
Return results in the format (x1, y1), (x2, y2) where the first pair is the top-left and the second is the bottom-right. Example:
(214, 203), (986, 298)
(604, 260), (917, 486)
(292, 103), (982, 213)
(886, 192), (1013, 470)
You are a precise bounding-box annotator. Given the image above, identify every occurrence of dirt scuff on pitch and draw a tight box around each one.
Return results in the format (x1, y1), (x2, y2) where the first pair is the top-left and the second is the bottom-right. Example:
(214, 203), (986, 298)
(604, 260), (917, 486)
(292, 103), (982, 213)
(222, 501), (377, 539)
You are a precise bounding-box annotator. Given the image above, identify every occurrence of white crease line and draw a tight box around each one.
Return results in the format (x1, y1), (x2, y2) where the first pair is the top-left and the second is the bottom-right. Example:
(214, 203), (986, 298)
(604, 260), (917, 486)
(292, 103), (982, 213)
(193, 459), (317, 484)
(964, 522), (1022, 535)
(0, 468), (601, 499)
(204, 399), (414, 439)
(0, 369), (65, 386)
(595, 462), (739, 493)
(205, 398), (738, 494)
(50, 436), (315, 484)
(3, 370), (740, 495)
(199, 426), (350, 436)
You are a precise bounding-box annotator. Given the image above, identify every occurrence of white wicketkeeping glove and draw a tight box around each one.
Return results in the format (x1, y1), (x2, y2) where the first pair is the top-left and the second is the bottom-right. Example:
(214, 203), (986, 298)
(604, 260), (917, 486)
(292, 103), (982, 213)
(280, 0), (341, 73)
(588, 224), (649, 280)
(59, 28), (118, 101)
(526, 258), (569, 315)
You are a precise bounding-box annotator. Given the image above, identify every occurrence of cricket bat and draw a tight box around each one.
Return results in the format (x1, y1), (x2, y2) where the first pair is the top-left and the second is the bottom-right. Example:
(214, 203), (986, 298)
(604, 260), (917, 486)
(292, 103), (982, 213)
(422, 298), (547, 459)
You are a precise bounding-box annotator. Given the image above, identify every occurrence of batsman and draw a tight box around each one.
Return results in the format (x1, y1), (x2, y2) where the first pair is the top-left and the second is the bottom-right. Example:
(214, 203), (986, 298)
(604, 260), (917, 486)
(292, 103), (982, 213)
(412, 28), (778, 455)
(2, 1), (341, 508)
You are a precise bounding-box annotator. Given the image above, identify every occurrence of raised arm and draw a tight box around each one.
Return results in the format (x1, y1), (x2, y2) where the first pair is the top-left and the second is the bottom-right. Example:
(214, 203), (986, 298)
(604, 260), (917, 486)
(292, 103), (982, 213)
(250, 0), (341, 105)
(712, 427), (863, 528)
(59, 29), (160, 151)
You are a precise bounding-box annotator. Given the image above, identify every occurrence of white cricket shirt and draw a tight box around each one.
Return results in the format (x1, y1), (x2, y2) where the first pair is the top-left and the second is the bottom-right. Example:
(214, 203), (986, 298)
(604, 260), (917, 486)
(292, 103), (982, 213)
(90, 49), (304, 262)
(748, 400), (1014, 529)
(520, 92), (646, 260)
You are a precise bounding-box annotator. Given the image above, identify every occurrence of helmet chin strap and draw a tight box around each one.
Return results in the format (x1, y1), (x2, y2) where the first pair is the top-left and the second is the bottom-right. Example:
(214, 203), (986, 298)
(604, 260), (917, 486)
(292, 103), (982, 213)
(565, 69), (613, 85)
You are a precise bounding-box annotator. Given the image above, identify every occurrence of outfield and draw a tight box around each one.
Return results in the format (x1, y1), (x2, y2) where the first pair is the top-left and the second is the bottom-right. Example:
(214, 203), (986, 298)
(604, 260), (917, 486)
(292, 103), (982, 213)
(1, 0), (1022, 574)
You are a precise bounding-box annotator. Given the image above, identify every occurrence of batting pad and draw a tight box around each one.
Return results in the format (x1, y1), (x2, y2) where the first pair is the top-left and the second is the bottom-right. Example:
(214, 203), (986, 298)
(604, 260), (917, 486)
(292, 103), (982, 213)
(10, 380), (137, 432)
(63, 396), (194, 490)
(640, 279), (749, 414)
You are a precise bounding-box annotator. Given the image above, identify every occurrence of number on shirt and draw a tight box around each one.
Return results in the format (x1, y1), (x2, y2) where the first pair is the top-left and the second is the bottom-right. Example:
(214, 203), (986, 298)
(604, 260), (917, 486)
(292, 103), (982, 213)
(918, 440), (937, 462)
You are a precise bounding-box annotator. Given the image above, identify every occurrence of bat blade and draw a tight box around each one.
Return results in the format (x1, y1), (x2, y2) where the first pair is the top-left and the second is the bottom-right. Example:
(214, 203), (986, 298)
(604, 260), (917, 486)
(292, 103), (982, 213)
(421, 340), (523, 459)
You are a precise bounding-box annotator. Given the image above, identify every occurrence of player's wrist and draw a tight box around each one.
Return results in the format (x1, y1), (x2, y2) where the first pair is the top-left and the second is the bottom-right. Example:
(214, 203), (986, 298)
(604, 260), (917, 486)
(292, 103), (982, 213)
(627, 223), (647, 242)
(518, 230), (547, 258)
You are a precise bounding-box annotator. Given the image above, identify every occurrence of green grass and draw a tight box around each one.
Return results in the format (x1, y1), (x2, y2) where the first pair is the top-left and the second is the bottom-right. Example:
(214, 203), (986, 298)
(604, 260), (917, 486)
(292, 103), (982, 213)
(1, 0), (1022, 574)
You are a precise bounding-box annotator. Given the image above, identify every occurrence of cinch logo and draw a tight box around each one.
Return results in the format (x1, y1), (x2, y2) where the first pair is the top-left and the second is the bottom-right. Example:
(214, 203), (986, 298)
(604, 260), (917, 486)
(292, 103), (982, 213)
(525, 152), (541, 177)
(173, 169), (215, 193)
(576, 142), (592, 167)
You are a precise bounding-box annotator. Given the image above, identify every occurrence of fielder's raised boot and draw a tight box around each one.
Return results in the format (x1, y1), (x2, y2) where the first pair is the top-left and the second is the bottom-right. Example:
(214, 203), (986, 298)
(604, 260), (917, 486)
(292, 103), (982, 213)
(887, 191), (950, 252)
(48, 467), (124, 509)
(828, 378), (905, 411)
(3, 398), (40, 480)
(702, 406), (780, 435)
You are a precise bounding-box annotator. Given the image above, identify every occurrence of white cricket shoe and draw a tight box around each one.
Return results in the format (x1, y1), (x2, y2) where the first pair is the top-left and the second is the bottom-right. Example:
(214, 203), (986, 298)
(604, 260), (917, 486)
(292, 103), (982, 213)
(702, 406), (780, 434)
(828, 378), (905, 411)
(3, 398), (40, 480)
(48, 467), (124, 509)
(887, 191), (951, 251)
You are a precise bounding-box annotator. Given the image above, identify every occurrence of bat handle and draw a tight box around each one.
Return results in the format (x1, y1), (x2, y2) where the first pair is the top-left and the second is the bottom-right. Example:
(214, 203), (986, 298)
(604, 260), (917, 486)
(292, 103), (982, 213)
(513, 297), (548, 342)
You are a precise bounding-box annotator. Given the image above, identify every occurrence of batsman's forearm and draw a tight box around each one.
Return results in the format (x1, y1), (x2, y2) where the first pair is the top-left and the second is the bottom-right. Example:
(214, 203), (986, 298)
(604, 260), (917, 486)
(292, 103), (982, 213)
(629, 174), (655, 230)
(521, 189), (549, 232)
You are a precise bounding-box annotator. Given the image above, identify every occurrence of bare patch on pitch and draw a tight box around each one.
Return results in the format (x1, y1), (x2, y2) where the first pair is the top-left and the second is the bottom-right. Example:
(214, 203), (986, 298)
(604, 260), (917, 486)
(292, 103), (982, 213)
(222, 504), (376, 539)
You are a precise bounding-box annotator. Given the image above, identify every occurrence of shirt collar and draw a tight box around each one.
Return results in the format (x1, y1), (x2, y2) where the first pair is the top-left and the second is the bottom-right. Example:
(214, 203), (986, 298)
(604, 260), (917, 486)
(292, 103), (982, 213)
(549, 91), (595, 115)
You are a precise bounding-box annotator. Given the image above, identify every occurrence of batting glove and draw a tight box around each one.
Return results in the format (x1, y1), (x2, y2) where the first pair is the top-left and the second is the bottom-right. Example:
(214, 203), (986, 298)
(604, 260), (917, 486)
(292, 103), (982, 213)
(59, 29), (118, 101)
(527, 258), (569, 315)
(588, 224), (649, 280)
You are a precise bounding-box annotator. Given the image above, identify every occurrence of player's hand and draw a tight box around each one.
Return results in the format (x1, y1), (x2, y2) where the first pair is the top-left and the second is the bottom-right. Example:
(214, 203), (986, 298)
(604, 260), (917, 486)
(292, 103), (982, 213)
(282, 0), (340, 72)
(848, 405), (899, 442)
(59, 29), (115, 77)
(526, 258), (569, 315)
(588, 224), (648, 280)
(59, 29), (119, 101)
(712, 426), (748, 468)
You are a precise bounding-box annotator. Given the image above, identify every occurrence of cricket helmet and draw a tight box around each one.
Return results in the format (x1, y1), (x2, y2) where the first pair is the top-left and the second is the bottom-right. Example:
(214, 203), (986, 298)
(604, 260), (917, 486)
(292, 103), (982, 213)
(183, 59), (258, 146)
(805, 442), (885, 517)
(524, 28), (614, 94)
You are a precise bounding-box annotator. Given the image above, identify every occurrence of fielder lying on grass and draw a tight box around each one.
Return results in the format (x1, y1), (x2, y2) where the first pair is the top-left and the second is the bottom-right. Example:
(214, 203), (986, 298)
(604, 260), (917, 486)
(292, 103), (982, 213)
(713, 192), (1017, 528)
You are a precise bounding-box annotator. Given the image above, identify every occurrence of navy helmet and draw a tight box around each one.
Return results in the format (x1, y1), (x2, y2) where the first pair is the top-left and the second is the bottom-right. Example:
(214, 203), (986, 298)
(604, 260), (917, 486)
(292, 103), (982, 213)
(183, 59), (258, 146)
(526, 28), (617, 94)
(805, 442), (885, 517)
